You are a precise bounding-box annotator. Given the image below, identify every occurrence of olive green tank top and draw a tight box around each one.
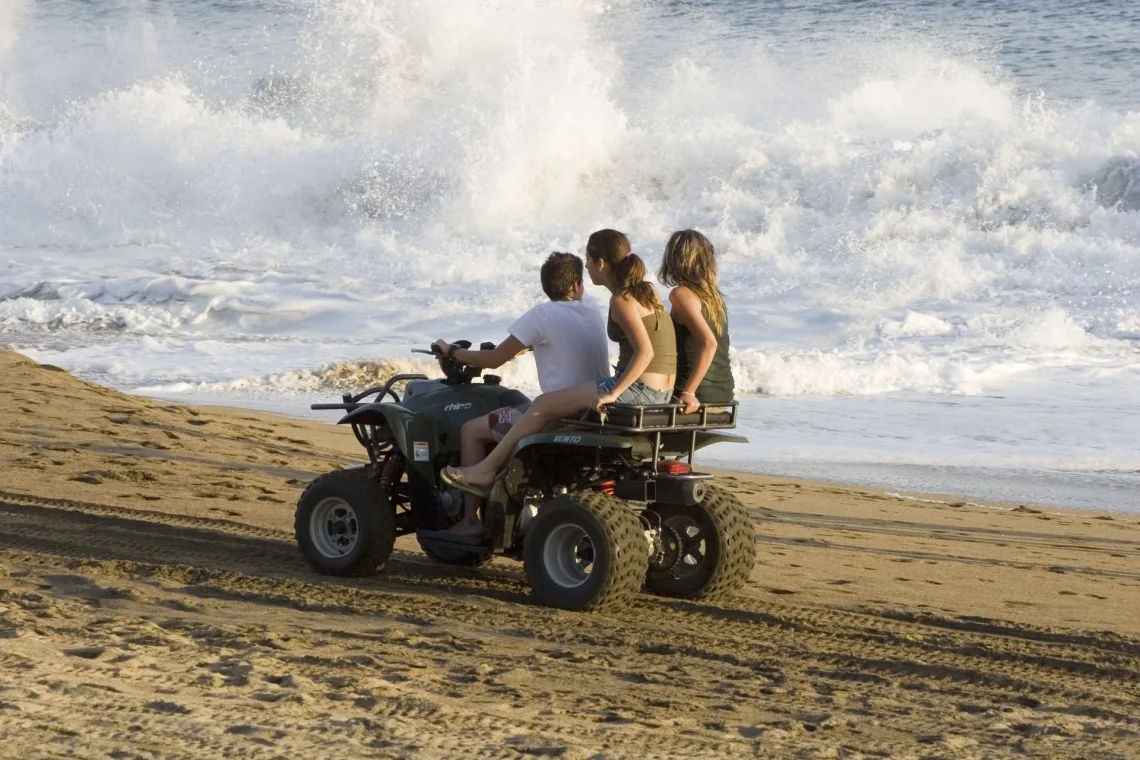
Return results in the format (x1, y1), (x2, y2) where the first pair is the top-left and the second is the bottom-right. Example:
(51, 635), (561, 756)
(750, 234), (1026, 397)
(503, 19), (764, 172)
(674, 304), (735, 402)
(607, 307), (677, 378)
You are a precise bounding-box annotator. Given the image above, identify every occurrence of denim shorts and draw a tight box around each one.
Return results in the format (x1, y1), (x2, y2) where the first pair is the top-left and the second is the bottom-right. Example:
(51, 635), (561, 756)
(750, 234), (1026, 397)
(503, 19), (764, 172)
(596, 376), (674, 405)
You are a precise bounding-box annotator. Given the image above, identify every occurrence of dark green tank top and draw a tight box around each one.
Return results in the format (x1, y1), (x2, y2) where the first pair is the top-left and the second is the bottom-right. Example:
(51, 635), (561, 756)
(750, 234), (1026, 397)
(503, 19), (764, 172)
(674, 304), (734, 402)
(607, 307), (677, 378)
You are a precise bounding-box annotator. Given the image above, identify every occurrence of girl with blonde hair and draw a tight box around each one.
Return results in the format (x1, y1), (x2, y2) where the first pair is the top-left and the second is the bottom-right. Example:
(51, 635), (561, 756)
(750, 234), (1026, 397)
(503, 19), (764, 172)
(658, 229), (735, 413)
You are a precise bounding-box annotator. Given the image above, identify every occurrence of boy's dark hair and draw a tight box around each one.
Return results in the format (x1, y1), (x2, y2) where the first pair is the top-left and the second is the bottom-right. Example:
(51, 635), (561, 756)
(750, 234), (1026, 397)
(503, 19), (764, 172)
(540, 252), (583, 300)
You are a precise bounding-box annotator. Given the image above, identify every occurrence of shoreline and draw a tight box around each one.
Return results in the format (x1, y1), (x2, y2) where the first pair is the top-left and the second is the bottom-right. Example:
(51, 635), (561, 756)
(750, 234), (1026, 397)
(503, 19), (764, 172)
(3, 347), (1139, 758)
(13, 341), (1139, 514)
(154, 391), (1137, 516)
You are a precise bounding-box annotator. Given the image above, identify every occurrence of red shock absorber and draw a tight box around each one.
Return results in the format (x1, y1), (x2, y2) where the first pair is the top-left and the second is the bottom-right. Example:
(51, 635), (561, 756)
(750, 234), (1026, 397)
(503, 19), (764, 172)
(380, 455), (403, 488)
(595, 480), (616, 495)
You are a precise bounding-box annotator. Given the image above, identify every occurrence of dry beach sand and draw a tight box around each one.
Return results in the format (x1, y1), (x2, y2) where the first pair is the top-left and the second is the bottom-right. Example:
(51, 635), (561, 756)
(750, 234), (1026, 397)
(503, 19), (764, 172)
(1, 349), (1139, 759)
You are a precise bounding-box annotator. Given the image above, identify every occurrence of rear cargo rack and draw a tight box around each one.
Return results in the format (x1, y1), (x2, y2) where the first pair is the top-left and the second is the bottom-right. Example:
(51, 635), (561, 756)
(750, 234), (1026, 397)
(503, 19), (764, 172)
(561, 401), (738, 433)
(561, 401), (739, 467)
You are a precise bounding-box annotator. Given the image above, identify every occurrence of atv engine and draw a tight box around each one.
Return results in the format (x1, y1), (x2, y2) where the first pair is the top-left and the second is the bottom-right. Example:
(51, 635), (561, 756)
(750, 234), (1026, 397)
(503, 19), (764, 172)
(437, 486), (465, 521)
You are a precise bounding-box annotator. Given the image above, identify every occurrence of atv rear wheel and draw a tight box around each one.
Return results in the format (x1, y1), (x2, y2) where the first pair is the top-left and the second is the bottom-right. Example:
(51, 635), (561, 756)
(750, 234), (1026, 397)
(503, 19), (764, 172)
(295, 468), (396, 577)
(523, 491), (648, 612)
(645, 485), (755, 601)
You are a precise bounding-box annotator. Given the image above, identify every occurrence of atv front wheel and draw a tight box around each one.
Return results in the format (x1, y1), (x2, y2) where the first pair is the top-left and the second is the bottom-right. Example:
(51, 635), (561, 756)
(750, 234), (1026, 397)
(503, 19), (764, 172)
(295, 468), (396, 577)
(644, 485), (755, 601)
(523, 491), (648, 612)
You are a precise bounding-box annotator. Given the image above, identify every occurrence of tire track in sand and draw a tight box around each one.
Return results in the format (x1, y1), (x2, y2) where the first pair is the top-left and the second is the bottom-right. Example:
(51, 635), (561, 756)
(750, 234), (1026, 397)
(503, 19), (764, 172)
(3, 494), (1140, 758)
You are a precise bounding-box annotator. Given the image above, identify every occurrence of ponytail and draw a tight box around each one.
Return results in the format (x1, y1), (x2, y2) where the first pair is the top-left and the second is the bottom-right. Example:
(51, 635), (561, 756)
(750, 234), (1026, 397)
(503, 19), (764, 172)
(586, 228), (662, 311)
(613, 254), (660, 311)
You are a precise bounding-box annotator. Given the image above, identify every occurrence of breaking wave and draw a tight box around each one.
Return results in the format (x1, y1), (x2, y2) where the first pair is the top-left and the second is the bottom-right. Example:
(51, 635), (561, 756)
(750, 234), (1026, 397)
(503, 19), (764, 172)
(1, 0), (1138, 404)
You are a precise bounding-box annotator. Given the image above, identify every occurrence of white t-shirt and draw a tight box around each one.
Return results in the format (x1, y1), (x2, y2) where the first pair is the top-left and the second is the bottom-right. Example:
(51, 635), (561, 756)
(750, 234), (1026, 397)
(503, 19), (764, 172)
(508, 297), (610, 394)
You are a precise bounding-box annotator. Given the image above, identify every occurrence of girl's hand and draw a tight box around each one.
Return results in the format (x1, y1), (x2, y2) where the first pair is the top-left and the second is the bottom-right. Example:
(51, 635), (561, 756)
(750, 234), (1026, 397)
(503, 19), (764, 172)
(678, 391), (701, 414)
(433, 339), (451, 357)
(593, 391), (620, 410)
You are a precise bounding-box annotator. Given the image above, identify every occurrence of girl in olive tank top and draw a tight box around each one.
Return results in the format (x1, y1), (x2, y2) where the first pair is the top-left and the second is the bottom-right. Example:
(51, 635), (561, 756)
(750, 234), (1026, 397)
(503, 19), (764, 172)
(440, 229), (677, 496)
(657, 230), (735, 413)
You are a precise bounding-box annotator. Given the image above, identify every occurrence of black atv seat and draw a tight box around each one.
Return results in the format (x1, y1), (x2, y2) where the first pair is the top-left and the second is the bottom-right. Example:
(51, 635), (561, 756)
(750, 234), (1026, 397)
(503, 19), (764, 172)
(562, 401), (738, 433)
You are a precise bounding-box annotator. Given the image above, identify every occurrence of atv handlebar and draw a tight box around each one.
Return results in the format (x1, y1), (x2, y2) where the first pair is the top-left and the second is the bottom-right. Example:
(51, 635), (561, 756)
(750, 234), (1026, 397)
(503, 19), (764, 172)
(410, 339), (495, 385)
(314, 339), (499, 413)
(411, 339), (495, 358)
(309, 372), (430, 411)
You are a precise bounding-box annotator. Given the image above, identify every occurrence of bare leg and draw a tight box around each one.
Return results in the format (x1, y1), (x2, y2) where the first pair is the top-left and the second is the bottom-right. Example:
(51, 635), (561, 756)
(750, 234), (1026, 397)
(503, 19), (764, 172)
(445, 417), (493, 535)
(455, 381), (599, 487)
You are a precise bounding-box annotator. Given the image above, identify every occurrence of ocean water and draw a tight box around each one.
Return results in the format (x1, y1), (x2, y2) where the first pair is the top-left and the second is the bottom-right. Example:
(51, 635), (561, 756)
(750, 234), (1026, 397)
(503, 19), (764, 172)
(2, 0), (1139, 510)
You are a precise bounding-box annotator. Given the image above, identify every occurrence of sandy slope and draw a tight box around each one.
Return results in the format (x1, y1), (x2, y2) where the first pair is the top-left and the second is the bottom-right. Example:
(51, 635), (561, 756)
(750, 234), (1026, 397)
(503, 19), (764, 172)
(1, 349), (1139, 759)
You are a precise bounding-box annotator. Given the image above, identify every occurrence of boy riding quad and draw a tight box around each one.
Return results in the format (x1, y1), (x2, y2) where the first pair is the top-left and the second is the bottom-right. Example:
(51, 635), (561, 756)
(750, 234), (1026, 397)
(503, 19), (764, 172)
(295, 342), (756, 612)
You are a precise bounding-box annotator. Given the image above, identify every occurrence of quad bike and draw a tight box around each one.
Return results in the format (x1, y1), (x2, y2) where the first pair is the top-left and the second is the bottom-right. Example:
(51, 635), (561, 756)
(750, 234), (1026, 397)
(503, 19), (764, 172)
(295, 341), (756, 612)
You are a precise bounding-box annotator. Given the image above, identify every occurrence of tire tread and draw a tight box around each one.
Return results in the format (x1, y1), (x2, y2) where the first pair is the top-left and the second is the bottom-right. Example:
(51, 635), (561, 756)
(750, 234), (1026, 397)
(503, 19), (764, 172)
(691, 484), (756, 600)
(647, 484), (755, 601)
(295, 468), (395, 577)
(526, 490), (647, 612)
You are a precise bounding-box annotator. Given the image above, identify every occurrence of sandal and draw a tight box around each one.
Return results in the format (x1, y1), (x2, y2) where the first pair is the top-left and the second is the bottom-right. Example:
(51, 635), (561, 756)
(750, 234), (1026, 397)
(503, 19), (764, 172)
(439, 465), (491, 499)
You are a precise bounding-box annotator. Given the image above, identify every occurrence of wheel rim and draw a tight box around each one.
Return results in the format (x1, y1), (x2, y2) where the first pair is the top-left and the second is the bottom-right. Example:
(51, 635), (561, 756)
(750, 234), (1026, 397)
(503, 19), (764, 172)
(542, 523), (595, 589)
(657, 515), (707, 578)
(310, 496), (359, 559)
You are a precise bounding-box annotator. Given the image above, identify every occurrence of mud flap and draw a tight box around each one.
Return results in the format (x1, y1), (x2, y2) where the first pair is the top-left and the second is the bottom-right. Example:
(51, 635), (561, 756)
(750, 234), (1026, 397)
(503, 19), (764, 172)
(484, 480), (516, 551)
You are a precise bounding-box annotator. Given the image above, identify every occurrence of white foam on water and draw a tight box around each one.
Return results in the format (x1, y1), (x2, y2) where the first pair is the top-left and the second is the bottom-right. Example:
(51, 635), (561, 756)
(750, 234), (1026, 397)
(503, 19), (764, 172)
(3, 0), (1140, 510)
(0, 0), (28, 56)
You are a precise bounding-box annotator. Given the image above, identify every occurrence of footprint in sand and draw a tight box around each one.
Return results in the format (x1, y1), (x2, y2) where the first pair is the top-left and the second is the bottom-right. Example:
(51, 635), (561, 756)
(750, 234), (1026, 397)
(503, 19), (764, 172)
(144, 700), (190, 714)
(69, 472), (103, 485)
(63, 646), (107, 660)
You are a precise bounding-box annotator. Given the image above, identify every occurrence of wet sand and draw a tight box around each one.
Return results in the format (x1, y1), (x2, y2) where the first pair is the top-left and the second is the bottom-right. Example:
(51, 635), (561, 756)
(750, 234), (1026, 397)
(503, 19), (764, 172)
(1, 349), (1138, 759)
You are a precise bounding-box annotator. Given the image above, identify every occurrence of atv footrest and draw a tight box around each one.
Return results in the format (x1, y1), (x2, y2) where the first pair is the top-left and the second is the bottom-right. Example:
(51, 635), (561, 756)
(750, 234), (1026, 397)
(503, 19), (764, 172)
(416, 530), (492, 553)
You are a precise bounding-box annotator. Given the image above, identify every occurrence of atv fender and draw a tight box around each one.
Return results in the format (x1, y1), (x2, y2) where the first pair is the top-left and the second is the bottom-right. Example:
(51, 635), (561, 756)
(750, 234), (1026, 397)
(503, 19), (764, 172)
(511, 431), (649, 460)
(659, 431), (749, 456)
(338, 403), (417, 460)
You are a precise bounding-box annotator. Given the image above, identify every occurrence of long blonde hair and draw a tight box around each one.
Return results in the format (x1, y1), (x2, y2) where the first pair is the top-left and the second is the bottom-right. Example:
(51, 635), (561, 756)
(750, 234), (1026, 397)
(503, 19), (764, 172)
(657, 229), (727, 334)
